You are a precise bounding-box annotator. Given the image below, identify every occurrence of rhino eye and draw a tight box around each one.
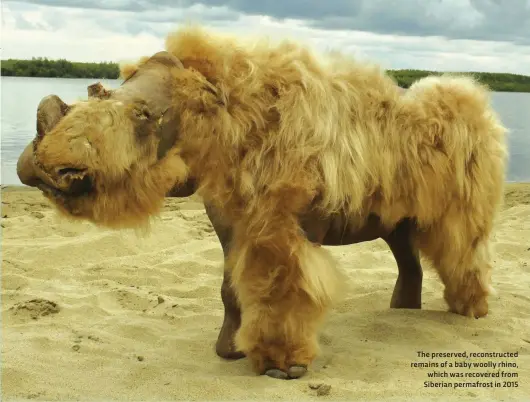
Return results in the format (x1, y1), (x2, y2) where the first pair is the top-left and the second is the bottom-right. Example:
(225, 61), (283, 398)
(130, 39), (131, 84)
(135, 108), (151, 120)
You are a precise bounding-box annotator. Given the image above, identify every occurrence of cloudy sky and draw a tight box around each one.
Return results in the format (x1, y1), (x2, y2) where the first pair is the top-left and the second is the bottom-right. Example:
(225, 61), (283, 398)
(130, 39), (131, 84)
(2, 0), (530, 74)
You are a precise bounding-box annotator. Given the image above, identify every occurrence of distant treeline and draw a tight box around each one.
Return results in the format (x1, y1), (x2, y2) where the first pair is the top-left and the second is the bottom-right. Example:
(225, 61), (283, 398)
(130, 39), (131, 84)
(2, 57), (530, 92)
(387, 69), (530, 93)
(1, 57), (120, 79)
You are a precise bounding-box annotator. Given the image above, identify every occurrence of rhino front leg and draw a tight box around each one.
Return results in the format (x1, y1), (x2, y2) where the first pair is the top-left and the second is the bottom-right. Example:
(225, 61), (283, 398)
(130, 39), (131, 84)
(202, 203), (246, 359)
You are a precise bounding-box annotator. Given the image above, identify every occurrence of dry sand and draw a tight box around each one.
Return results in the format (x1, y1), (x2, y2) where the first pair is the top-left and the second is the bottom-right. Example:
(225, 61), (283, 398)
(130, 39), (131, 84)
(2, 183), (529, 401)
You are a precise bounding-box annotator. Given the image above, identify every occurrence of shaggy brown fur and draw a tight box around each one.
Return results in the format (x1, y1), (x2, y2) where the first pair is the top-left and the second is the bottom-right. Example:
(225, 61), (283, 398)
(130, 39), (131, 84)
(17, 26), (508, 378)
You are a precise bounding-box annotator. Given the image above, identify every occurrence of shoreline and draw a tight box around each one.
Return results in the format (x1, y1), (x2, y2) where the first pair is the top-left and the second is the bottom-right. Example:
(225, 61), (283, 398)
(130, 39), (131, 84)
(3, 182), (529, 209)
(3, 181), (530, 201)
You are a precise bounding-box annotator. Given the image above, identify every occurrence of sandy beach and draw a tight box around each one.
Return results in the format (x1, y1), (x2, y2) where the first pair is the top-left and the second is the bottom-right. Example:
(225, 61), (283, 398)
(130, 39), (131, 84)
(2, 183), (529, 401)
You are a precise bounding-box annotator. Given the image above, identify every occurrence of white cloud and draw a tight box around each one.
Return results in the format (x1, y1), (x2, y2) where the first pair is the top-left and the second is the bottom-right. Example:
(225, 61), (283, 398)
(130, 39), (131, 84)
(2, 1), (530, 74)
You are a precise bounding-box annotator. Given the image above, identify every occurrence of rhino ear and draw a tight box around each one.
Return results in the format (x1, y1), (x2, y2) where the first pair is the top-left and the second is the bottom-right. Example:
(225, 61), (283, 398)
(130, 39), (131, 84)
(36, 95), (70, 139)
(121, 51), (184, 85)
(87, 82), (113, 99)
(144, 51), (184, 70)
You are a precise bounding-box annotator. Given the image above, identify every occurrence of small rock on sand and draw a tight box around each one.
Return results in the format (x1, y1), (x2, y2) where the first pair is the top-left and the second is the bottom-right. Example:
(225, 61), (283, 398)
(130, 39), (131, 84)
(317, 384), (331, 396)
(308, 383), (331, 396)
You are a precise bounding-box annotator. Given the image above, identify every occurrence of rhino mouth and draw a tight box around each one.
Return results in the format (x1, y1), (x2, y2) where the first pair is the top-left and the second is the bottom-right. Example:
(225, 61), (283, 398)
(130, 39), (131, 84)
(37, 174), (93, 198)
(34, 161), (94, 200)
(57, 167), (87, 176)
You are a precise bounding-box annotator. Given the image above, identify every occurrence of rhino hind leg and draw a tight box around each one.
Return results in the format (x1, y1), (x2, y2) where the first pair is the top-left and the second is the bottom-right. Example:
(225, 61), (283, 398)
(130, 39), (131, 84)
(384, 219), (423, 309)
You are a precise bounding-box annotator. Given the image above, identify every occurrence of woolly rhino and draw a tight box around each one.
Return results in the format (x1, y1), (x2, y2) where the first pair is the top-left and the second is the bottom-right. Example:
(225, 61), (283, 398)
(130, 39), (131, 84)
(17, 27), (507, 380)
(17, 52), (422, 379)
